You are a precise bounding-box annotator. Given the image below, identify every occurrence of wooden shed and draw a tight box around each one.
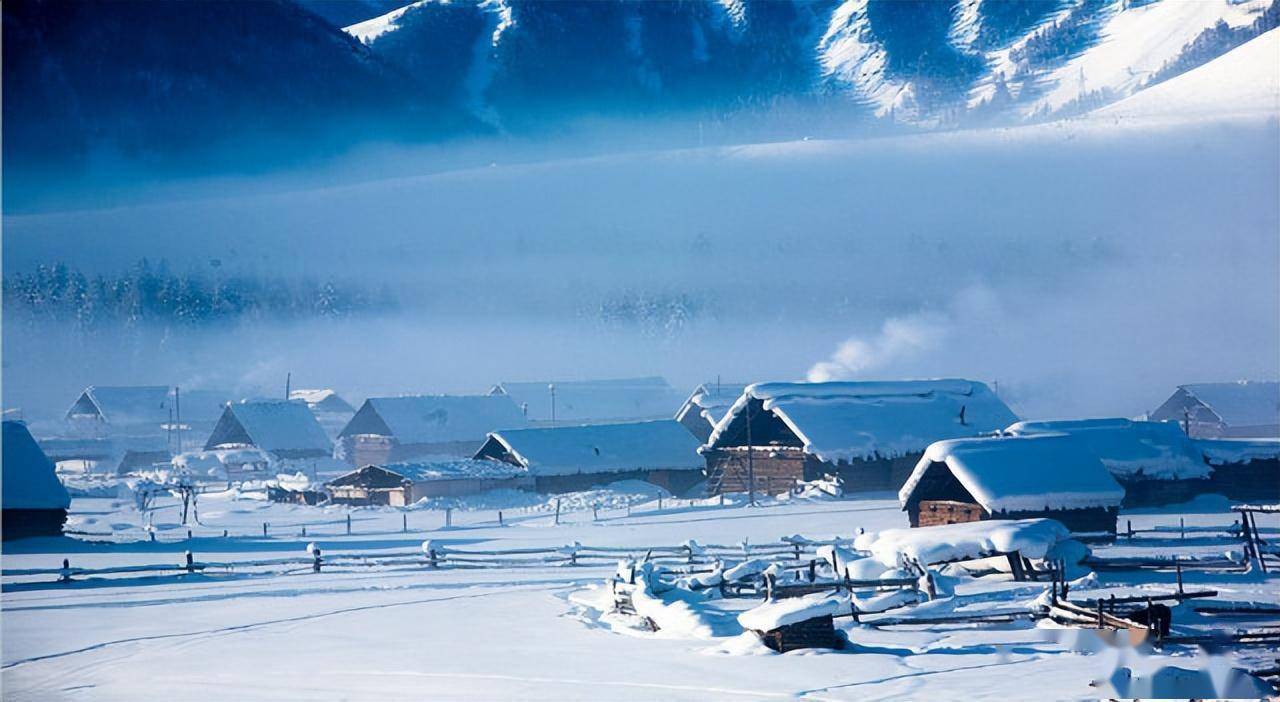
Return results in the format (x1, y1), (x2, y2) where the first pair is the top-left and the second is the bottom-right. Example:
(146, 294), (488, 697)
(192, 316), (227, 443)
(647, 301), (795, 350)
(337, 394), (527, 466)
(473, 419), (704, 494)
(701, 380), (1017, 496)
(326, 460), (532, 506)
(737, 594), (845, 652)
(1150, 381), (1279, 439)
(899, 434), (1125, 535)
(3, 421), (72, 540)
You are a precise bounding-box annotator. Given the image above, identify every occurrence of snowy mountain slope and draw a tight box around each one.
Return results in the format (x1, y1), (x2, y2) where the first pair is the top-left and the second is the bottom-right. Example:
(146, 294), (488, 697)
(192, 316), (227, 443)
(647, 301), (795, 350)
(1088, 27), (1280, 122)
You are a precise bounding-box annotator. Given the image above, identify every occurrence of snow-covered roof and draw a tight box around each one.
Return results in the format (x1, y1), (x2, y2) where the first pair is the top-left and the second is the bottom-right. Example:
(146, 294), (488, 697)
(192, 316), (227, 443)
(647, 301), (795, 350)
(491, 377), (686, 423)
(341, 395), (528, 444)
(675, 382), (749, 426)
(707, 379), (1018, 463)
(206, 401), (332, 455)
(900, 434), (1124, 513)
(1180, 381), (1280, 429)
(379, 458), (526, 482)
(738, 592), (847, 631)
(66, 385), (170, 425)
(3, 421), (72, 510)
(481, 419), (704, 476)
(289, 389), (355, 414)
(1007, 418), (1210, 480)
(854, 518), (1074, 568)
(1195, 438), (1280, 466)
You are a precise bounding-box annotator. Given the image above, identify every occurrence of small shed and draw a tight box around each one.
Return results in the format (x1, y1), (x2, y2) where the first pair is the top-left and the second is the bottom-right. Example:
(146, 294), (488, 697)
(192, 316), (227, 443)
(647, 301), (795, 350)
(1150, 381), (1280, 438)
(674, 382), (748, 442)
(899, 434), (1125, 534)
(1195, 438), (1280, 501)
(1007, 419), (1211, 506)
(702, 380), (1018, 495)
(474, 419), (704, 494)
(337, 394), (528, 466)
(737, 594), (845, 652)
(3, 421), (72, 539)
(489, 377), (686, 424)
(327, 459), (532, 506)
(205, 400), (332, 461)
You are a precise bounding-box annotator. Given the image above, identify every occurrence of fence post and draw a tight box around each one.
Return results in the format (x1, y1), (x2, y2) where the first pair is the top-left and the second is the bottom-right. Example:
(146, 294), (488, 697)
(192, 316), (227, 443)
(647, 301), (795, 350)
(1127, 519), (1133, 538)
(313, 548), (322, 573)
(719, 492), (725, 507)
(1174, 556), (1184, 597)
(793, 542), (802, 561)
(808, 559), (816, 583)
(402, 514), (407, 533)
(302, 526), (307, 537)
(445, 508), (453, 528)
(346, 514), (352, 535)
(627, 500), (632, 517)
(593, 504), (599, 522)
(222, 529), (228, 538)
(554, 499), (561, 525)
(187, 529), (192, 540)
(429, 548), (438, 568)
(185, 551), (195, 573)
(59, 558), (72, 583)
(1180, 517), (1185, 540)
(263, 522), (268, 537)
(498, 510), (504, 527)
(150, 531), (156, 543)
(658, 495), (663, 511)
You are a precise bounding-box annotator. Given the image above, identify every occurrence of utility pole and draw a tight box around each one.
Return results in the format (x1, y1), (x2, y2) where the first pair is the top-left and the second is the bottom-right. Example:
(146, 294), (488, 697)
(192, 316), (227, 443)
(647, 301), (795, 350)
(175, 386), (183, 454)
(285, 372), (291, 400)
(745, 398), (755, 507)
(549, 383), (556, 426)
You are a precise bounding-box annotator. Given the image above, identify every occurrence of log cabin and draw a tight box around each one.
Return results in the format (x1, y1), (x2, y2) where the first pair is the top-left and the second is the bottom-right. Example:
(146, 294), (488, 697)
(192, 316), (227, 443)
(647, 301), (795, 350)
(326, 459), (531, 506)
(337, 394), (527, 466)
(2, 421), (71, 540)
(473, 419), (704, 494)
(701, 380), (1017, 495)
(899, 434), (1125, 535)
(205, 400), (333, 461)
(1149, 381), (1280, 439)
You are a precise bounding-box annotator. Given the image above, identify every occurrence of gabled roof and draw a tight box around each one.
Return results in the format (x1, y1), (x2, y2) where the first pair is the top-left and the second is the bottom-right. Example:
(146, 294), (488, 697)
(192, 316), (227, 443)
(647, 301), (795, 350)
(206, 401), (332, 455)
(66, 385), (170, 425)
(900, 434), (1124, 513)
(479, 419), (703, 476)
(1007, 418), (1210, 480)
(3, 421), (71, 510)
(675, 382), (749, 426)
(707, 380), (1018, 463)
(340, 395), (527, 444)
(1180, 382), (1280, 428)
(290, 389), (355, 414)
(490, 377), (685, 422)
(378, 458), (526, 482)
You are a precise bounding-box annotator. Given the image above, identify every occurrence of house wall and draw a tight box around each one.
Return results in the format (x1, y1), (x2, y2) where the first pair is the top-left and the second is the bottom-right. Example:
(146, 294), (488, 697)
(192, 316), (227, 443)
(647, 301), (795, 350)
(704, 447), (811, 495)
(2, 508), (67, 540)
(328, 486), (406, 506)
(915, 499), (986, 527)
(831, 454), (922, 492)
(1115, 475), (1212, 508)
(1208, 458), (1280, 501)
(341, 435), (484, 466)
(409, 476), (535, 499)
(994, 506), (1119, 535)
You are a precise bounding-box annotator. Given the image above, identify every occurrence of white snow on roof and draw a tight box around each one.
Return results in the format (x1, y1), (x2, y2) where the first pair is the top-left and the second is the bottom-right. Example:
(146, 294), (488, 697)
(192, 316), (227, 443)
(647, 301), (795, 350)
(289, 389), (354, 414)
(1181, 381), (1280, 429)
(1007, 418), (1210, 480)
(351, 395), (528, 444)
(1195, 438), (1280, 465)
(220, 401), (332, 454)
(901, 434), (1124, 513)
(738, 592), (847, 632)
(676, 382), (749, 426)
(485, 420), (703, 476)
(3, 421), (72, 510)
(379, 458), (525, 482)
(493, 377), (685, 422)
(344, 0), (430, 44)
(68, 386), (170, 425)
(854, 518), (1073, 568)
(708, 380), (1018, 463)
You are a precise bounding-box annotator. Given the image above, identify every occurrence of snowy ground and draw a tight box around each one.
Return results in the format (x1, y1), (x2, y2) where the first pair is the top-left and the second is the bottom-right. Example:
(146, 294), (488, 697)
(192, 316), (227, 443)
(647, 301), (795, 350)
(3, 487), (1278, 700)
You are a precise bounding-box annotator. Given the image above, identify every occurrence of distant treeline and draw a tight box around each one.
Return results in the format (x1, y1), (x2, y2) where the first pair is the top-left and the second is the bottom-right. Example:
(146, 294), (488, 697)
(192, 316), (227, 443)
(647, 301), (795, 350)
(3, 260), (393, 329)
(1145, 1), (1279, 88)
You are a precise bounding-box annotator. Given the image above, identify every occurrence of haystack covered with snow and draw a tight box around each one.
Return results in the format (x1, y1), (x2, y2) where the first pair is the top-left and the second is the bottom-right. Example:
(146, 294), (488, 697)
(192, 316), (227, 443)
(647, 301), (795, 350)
(205, 401), (332, 460)
(474, 419), (703, 494)
(702, 380), (1017, 494)
(900, 434), (1123, 534)
(490, 377), (685, 423)
(338, 394), (527, 465)
(1150, 381), (1280, 439)
(3, 420), (71, 539)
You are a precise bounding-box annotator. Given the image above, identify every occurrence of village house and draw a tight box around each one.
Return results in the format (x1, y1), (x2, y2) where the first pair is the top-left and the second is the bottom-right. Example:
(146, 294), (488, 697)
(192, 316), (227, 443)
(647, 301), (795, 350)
(899, 434), (1125, 535)
(1194, 437), (1280, 501)
(1006, 419), (1211, 506)
(337, 394), (528, 466)
(701, 380), (1018, 496)
(1149, 381), (1280, 438)
(489, 377), (687, 424)
(205, 400), (333, 462)
(64, 385), (232, 443)
(474, 419), (705, 494)
(326, 459), (532, 506)
(2, 421), (72, 540)
(673, 382), (748, 442)
(289, 388), (356, 437)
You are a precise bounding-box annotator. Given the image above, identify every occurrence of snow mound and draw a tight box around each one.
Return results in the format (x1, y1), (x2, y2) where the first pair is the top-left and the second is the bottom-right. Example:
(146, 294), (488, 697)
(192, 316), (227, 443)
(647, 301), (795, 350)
(738, 592), (846, 631)
(855, 518), (1075, 568)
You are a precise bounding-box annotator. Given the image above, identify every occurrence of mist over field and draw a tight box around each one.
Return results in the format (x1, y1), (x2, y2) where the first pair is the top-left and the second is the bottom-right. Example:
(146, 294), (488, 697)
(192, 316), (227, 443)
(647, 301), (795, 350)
(5, 114), (1277, 423)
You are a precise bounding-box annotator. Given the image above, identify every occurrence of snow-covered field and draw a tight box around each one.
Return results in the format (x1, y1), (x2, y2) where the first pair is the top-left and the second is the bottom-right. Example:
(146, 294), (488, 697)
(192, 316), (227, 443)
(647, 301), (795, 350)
(3, 486), (1277, 700)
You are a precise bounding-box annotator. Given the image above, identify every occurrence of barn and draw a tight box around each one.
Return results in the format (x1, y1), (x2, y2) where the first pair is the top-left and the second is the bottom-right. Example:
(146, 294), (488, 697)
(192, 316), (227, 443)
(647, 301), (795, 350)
(899, 434), (1125, 535)
(701, 380), (1017, 496)
(673, 382), (747, 443)
(1149, 381), (1280, 438)
(489, 377), (686, 424)
(1006, 419), (1211, 506)
(1195, 438), (1280, 502)
(326, 460), (532, 506)
(337, 394), (528, 466)
(3, 421), (72, 539)
(205, 400), (333, 462)
(473, 419), (704, 494)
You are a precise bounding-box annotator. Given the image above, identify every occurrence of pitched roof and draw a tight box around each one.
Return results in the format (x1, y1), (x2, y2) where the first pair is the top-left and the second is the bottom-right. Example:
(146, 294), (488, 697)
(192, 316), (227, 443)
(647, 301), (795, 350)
(289, 389), (355, 414)
(378, 458), (526, 482)
(1181, 381), (1280, 428)
(900, 434), (1124, 513)
(66, 385), (170, 425)
(675, 382), (749, 426)
(491, 377), (685, 422)
(206, 401), (332, 454)
(1007, 418), (1210, 480)
(340, 395), (527, 444)
(481, 419), (703, 476)
(707, 379), (1018, 463)
(3, 421), (71, 510)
